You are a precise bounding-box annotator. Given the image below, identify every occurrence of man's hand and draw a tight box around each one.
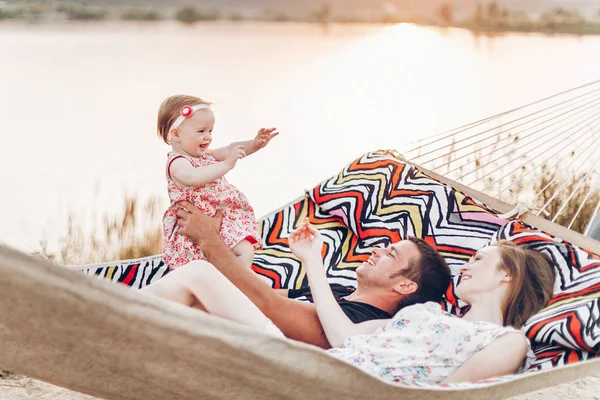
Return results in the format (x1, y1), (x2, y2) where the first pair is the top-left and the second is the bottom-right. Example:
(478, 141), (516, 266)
(254, 127), (279, 150)
(175, 201), (223, 246)
(288, 219), (324, 263)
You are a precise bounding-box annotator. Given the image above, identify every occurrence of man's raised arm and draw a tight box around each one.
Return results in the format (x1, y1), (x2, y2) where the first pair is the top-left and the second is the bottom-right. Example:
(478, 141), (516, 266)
(175, 201), (331, 348)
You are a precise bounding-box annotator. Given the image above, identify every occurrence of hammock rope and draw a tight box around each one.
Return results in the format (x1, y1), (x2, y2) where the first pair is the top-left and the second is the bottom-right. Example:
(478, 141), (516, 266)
(539, 139), (600, 218)
(403, 79), (600, 155)
(484, 115), (600, 191)
(416, 90), (600, 167)
(529, 126), (600, 199)
(450, 98), (600, 179)
(496, 119), (600, 197)
(585, 198), (600, 234)
(570, 183), (597, 229)
(400, 79), (600, 232)
(552, 156), (600, 223)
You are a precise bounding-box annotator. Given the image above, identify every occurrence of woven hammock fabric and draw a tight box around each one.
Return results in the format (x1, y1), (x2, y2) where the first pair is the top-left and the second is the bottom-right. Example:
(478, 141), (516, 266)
(4, 242), (600, 400)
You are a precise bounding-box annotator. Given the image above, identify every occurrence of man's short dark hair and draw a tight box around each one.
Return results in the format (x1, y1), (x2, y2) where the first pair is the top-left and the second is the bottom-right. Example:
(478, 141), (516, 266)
(391, 237), (451, 310)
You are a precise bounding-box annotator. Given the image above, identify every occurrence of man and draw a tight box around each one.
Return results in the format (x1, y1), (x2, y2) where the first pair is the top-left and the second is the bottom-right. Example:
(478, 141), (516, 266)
(143, 201), (451, 349)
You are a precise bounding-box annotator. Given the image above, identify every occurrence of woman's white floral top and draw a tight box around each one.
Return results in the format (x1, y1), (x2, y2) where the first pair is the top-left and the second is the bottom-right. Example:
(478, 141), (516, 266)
(327, 302), (535, 385)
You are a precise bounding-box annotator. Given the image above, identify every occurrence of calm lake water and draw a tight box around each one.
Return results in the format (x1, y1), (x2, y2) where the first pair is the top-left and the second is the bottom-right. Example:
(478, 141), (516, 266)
(1, 21), (599, 255)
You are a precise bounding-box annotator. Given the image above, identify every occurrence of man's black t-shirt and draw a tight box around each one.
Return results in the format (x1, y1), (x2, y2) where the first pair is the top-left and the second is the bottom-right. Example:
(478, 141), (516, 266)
(287, 283), (392, 323)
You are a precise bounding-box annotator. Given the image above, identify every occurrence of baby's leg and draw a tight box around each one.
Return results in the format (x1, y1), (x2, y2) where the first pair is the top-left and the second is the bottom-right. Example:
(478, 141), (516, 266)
(231, 240), (255, 268)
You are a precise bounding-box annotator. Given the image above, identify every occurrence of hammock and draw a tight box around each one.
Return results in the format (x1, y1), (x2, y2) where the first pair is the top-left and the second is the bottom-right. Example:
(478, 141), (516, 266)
(1, 83), (600, 399)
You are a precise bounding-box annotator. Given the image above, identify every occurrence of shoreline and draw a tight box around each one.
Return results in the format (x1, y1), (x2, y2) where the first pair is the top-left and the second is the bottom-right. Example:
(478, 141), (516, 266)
(3, 1), (600, 36)
(1, 19), (600, 38)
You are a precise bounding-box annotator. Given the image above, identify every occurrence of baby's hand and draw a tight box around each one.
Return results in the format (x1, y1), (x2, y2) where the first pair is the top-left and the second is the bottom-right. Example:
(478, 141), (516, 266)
(254, 127), (279, 150)
(225, 145), (246, 169)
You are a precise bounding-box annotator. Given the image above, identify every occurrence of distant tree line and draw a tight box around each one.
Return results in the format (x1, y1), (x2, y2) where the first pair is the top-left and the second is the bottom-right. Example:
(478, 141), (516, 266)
(0, 2), (333, 23)
(436, 1), (600, 35)
(1, 1), (599, 35)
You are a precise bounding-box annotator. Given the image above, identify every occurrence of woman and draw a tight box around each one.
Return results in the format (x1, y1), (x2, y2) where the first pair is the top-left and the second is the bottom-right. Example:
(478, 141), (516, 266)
(143, 220), (556, 384)
(287, 220), (556, 384)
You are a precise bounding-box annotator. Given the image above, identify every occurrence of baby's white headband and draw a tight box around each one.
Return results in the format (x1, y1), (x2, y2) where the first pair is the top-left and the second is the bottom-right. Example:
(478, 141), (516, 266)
(169, 104), (212, 133)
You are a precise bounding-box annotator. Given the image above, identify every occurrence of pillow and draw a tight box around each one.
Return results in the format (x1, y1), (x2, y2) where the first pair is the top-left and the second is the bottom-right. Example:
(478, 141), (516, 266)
(489, 220), (600, 369)
(254, 150), (507, 289)
(307, 151), (506, 276)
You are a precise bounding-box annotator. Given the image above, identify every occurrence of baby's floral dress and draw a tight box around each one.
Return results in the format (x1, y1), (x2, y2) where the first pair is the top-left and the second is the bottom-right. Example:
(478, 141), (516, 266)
(162, 151), (261, 269)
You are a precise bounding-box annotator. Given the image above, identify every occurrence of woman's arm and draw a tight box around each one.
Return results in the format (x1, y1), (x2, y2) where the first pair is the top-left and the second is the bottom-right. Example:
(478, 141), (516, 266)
(170, 148), (244, 187)
(441, 332), (528, 384)
(210, 128), (278, 161)
(289, 221), (389, 348)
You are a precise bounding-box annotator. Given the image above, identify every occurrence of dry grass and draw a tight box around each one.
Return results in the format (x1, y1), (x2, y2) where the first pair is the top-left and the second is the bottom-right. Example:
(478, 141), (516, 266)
(37, 196), (163, 265)
(499, 163), (600, 234)
(428, 127), (600, 235)
(479, 136), (600, 235)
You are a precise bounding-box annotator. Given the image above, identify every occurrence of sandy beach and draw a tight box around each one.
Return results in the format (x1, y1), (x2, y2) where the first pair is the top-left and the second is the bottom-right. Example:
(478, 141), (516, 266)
(2, 372), (599, 399)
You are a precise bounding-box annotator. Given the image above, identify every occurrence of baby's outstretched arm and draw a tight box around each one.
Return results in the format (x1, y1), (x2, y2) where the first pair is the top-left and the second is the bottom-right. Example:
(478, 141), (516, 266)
(211, 127), (279, 161)
(170, 146), (245, 187)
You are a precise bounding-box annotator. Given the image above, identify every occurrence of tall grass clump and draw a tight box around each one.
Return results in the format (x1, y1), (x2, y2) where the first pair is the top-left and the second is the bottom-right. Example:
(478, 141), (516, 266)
(39, 195), (163, 265)
(496, 163), (600, 234)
